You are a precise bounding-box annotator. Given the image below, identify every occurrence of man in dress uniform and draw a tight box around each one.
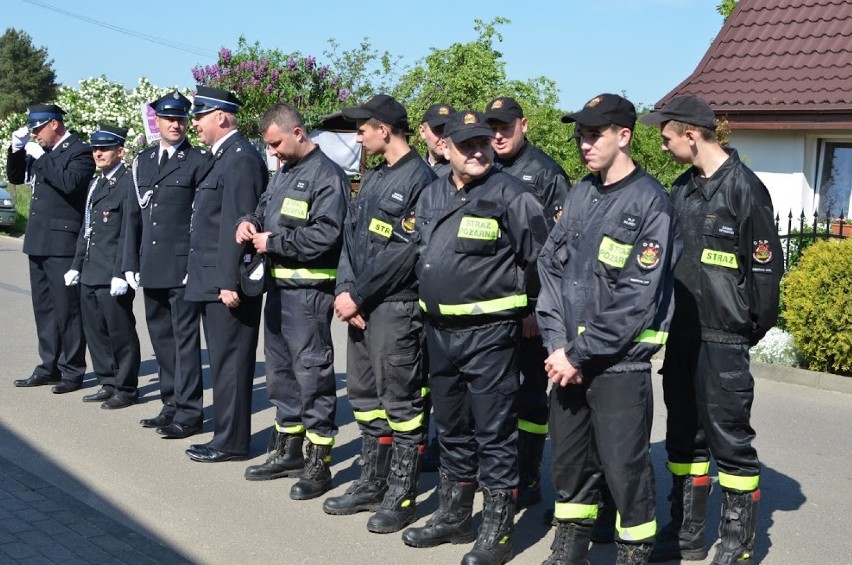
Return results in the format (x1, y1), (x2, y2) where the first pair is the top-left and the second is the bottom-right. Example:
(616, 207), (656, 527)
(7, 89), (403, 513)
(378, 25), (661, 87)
(8, 104), (94, 394)
(66, 125), (141, 409)
(325, 94), (436, 534)
(122, 91), (208, 436)
(183, 86), (268, 459)
(402, 110), (549, 565)
(237, 103), (348, 498)
(485, 96), (572, 511)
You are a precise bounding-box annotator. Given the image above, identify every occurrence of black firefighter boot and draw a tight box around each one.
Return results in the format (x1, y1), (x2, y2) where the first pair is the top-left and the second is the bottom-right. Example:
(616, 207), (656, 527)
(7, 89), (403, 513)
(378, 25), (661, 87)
(542, 520), (593, 565)
(616, 541), (654, 565)
(461, 488), (515, 565)
(323, 435), (393, 515)
(591, 482), (617, 544)
(289, 440), (332, 500)
(402, 471), (477, 547)
(650, 474), (711, 562)
(367, 442), (421, 533)
(516, 430), (546, 510)
(244, 429), (305, 481)
(711, 488), (760, 565)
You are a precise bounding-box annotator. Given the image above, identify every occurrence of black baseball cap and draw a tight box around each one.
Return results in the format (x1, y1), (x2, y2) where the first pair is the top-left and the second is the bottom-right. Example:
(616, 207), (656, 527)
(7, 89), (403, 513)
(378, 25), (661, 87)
(640, 95), (717, 130)
(484, 96), (524, 123)
(443, 111), (494, 143)
(342, 94), (409, 130)
(562, 93), (637, 129)
(422, 103), (455, 128)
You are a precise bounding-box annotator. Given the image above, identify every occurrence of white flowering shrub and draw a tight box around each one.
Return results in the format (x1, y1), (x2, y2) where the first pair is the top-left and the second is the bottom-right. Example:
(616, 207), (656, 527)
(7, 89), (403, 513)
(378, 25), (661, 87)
(0, 76), (182, 175)
(750, 327), (802, 367)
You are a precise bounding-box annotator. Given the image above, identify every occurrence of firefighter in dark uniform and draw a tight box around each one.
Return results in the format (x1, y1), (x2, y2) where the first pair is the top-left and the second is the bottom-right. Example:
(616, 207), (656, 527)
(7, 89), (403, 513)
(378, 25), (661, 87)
(641, 95), (782, 565)
(182, 86), (268, 457)
(402, 110), (549, 565)
(8, 105), (93, 394)
(419, 103), (455, 177)
(122, 91), (208, 435)
(66, 125), (141, 409)
(537, 94), (680, 565)
(238, 103), (347, 499)
(325, 95), (436, 535)
(485, 96), (571, 511)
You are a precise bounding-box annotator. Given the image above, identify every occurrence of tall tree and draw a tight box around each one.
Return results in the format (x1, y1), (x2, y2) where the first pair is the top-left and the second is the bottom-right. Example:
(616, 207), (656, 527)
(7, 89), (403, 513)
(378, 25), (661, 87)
(0, 28), (58, 119)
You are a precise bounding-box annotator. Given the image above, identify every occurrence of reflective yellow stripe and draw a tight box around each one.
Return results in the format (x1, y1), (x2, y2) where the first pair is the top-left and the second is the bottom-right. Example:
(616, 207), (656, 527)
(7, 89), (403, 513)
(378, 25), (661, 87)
(518, 419), (548, 435)
(418, 299), (427, 312)
(718, 472), (759, 491)
(271, 267), (336, 280)
(598, 236), (632, 268)
(701, 249), (738, 269)
(458, 216), (499, 240)
(438, 294), (527, 316)
(668, 461), (711, 476)
(369, 217), (392, 238)
(306, 432), (335, 446)
(616, 514), (656, 542)
(578, 325), (586, 334)
(277, 423), (306, 434)
(554, 502), (598, 520)
(634, 329), (669, 345)
(421, 387), (430, 397)
(354, 409), (387, 423)
(388, 412), (425, 433)
(280, 197), (309, 219)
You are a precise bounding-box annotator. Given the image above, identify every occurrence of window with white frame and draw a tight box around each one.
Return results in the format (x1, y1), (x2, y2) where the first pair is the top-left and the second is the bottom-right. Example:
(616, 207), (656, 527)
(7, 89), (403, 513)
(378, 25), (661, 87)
(816, 140), (852, 219)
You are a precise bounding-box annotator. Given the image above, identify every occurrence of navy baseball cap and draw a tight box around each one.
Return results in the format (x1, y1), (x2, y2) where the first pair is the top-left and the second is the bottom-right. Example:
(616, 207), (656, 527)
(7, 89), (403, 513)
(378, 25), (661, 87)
(443, 111), (494, 143)
(562, 93), (637, 129)
(150, 91), (191, 118)
(484, 97), (524, 123)
(192, 86), (241, 115)
(640, 95), (717, 130)
(27, 104), (65, 130)
(90, 124), (128, 147)
(342, 94), (409, 130)
(422, 103), (456, 128)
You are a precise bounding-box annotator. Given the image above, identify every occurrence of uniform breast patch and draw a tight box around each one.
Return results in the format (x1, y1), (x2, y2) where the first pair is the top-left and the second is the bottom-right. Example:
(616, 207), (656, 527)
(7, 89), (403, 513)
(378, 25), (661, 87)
(369, 217), (393, 238)
(636, 240), (661, 270)
(598, 236), (632, 268)
(458, 216), (499, 240)
(621, 214), (640, 230)
(701, 249), (738, 269)
(280, 198), (308, 219)
(295, 180), (309, 191)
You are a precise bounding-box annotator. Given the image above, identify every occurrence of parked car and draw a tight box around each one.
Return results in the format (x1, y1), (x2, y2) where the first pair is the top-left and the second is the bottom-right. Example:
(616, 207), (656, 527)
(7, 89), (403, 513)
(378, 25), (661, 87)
(0, 181), (16, 229)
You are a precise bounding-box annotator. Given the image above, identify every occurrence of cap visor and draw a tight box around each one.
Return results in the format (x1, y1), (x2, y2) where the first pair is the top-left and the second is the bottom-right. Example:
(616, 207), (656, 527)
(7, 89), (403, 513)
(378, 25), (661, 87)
(639, 112), (667, 126)
(447, 128), (493, 143)
(341, 107), (372, 122)
(485, 111), (518, 124)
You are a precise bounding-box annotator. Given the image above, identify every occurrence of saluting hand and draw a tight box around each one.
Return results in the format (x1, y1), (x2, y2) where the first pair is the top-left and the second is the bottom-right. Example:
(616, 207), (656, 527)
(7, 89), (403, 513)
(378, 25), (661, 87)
(545, 348), (584, 387)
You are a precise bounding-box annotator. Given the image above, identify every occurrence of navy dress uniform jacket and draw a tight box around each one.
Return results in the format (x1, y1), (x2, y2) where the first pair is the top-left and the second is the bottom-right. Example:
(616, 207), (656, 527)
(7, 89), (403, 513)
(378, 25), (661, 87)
(7, 134), (95, 256)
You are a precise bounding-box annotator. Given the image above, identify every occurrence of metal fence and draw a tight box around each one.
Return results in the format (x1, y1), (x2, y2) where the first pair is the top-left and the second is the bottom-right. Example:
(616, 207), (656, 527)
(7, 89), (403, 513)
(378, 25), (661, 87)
(776, 209), (850, 271)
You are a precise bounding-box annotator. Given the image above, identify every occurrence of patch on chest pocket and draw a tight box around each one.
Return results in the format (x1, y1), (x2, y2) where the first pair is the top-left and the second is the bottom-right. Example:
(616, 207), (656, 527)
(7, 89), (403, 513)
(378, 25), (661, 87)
(598, 236), (631, 268)
(281, 197), (308, 219)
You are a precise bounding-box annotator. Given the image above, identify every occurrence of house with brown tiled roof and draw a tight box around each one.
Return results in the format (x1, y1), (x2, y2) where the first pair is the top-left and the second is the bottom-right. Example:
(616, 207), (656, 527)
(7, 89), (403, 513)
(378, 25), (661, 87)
(655, 0), (852, 223)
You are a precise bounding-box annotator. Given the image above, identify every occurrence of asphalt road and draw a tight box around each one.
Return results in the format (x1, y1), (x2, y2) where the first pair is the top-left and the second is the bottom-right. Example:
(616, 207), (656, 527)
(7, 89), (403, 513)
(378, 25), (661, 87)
(0, 233), (849, 564)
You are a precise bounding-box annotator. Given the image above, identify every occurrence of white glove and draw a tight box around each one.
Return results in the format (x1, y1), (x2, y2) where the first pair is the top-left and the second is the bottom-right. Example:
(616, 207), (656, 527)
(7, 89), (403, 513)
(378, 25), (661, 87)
(11, 126), (29, 152)
(63, 269), (80, 286)
(110, 277), (128, 296)
(24, 141), (45, 159)
(124, 271), (140, 290)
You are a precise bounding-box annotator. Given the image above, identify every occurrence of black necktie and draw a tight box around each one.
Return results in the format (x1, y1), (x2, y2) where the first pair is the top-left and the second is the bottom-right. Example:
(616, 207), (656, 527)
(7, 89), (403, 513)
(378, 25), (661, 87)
(159, 150), (170, 170)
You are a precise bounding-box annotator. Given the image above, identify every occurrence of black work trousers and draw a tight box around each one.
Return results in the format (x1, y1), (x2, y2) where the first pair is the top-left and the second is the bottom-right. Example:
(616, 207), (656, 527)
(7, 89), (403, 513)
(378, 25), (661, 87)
(265, 285), (337, 440)
(550, 370), (656, 542)
(661, 338), (759, 486)
(143, 287), (202, 426)
(517, 334), (549, 433)
(80, 284), (140, 396)
(28, 255), (86, 383)
(427, 321), (520, 491)
(346, 300), (425, 446)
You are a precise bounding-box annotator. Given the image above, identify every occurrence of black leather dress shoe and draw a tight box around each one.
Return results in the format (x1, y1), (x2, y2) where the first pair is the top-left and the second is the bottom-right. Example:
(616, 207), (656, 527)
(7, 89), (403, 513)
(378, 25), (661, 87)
(185, 445), (246, 463)
(101, 394), (137, 410)
(82, 387), (114, 402)
(156, 422), (201, 439)
(14, 374), (60, 387)
(52, 380), (82, 394)
(140, 414), (173, 428)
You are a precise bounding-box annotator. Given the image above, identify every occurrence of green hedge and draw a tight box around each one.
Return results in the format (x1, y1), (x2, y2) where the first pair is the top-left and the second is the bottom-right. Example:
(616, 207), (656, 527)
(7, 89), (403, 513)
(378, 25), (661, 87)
(782, 238), (852, 375)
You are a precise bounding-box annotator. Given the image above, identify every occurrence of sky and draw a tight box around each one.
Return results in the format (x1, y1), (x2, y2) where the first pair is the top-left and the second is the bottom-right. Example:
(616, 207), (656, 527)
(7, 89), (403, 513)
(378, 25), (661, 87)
(6, 0), (728, 112)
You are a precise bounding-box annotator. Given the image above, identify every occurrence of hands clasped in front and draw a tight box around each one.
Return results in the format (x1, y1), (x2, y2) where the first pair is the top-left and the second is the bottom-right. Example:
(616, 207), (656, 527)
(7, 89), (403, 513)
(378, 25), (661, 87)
(545, 348), (584, 387)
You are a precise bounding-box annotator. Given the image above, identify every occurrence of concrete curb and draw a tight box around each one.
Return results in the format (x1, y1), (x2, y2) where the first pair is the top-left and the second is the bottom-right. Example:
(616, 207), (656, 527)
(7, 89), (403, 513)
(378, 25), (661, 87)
(751, 360), (852, 395)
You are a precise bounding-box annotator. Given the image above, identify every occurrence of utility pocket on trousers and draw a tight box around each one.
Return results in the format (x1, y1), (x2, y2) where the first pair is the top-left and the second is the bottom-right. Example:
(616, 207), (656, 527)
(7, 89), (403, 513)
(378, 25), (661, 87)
(719, 370), (753, 392)
(384, 348), (421, 400)
(301, 348), (333, 369)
